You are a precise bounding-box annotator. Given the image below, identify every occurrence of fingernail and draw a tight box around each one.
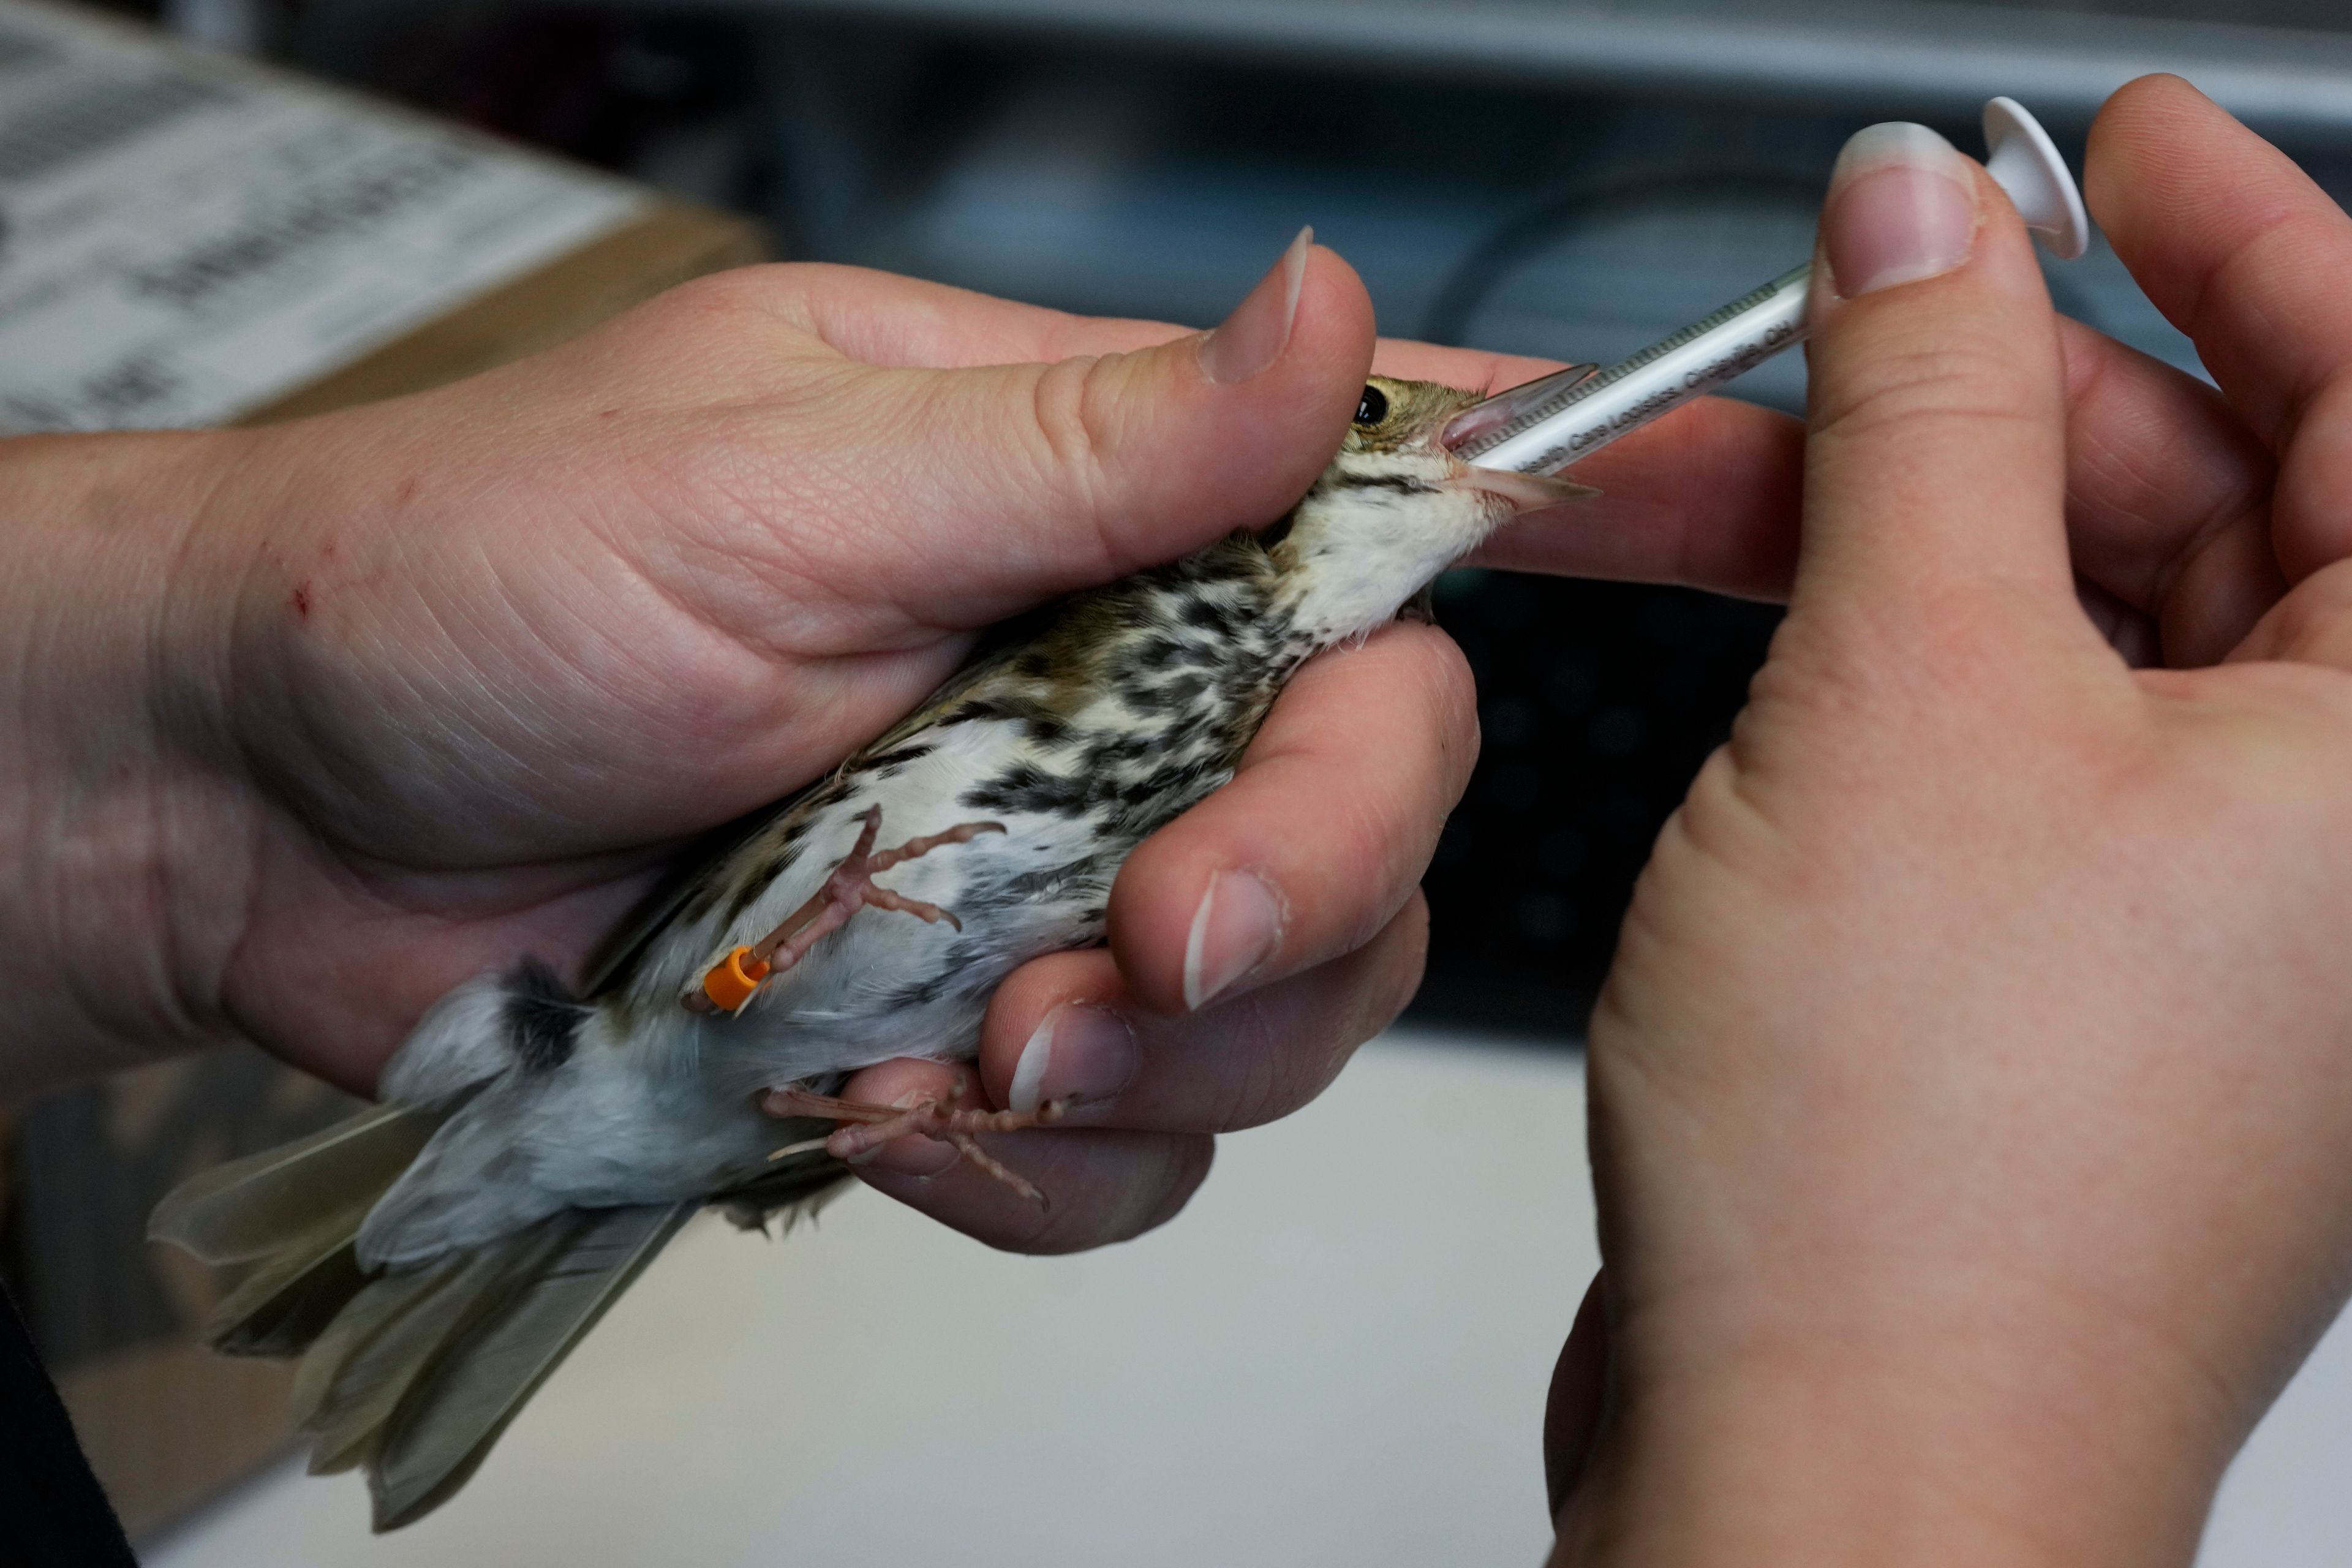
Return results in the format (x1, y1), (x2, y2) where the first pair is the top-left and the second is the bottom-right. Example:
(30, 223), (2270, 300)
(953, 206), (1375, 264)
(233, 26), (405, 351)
(1182, 869), (1284, 1012)
(1008, 1004), (1139, 1115)
(1822, 123), (1979, 297)
(1199, 226), (1311, 384)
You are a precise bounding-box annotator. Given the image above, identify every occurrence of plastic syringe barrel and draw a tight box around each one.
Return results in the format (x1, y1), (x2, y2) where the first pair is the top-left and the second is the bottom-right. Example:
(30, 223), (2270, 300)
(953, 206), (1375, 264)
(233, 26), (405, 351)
(1453, 263), (1814, 477)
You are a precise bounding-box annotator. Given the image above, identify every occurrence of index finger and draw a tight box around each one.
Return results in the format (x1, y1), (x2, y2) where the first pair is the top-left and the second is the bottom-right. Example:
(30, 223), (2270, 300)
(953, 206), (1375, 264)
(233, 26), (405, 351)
(2087, 75), (2352, 580)
(2088, 76), (2352, 456)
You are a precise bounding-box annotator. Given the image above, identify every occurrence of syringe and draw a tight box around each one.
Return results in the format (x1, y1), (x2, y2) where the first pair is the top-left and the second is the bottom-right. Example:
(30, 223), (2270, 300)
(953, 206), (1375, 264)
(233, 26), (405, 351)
(1444, 97), (2089, 477)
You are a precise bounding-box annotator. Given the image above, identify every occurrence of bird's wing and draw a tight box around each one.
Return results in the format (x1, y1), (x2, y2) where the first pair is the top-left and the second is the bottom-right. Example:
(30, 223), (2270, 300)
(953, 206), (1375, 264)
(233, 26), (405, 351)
(579, 630), (1048, 1001)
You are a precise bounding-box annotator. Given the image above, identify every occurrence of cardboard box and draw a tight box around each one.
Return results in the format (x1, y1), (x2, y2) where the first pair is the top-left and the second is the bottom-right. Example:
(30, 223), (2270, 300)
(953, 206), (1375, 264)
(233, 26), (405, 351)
(0, 0), (767, 437)
(240, 203), (766, 425)
(0, 0), (766, 1537)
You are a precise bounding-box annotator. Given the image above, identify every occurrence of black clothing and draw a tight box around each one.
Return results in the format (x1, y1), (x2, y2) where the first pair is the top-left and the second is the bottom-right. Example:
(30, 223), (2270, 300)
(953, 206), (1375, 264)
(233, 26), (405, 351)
(0, 1278), (135, 1567)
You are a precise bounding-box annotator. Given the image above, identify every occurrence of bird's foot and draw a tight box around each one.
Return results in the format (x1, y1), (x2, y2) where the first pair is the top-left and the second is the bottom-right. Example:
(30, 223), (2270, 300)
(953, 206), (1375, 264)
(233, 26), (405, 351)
(761, 1080), (1065, 1207)
(690, 805), (1006, 1013)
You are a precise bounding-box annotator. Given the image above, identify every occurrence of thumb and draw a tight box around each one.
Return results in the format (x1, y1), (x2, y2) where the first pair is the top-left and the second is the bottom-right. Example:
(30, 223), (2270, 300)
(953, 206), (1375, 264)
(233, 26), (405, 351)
(1792, 124), (2078, 652)
(814, 230), (1375, 622)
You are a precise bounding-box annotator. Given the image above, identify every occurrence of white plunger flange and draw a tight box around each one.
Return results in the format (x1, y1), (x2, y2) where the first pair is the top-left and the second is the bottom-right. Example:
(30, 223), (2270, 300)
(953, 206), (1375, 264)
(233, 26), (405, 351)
(1983, 96), (2090, 260)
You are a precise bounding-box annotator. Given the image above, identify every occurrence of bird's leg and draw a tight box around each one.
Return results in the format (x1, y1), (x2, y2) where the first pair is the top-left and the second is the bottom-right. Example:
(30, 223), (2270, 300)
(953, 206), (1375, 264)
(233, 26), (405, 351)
(690, 806), (1006, 1012)
(761, 1080), (1065, 1207)
(753, 806), (1008, 967)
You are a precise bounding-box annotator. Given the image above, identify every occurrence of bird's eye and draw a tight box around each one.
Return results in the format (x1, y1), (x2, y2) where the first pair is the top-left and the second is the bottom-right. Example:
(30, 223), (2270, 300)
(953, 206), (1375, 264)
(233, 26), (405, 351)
(1353, 385), (1388, 427)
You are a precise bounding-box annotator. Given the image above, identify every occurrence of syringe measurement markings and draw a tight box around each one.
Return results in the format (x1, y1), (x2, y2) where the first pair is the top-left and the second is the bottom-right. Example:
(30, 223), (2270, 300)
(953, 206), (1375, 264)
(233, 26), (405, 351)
(1461, 265), (1814, 455)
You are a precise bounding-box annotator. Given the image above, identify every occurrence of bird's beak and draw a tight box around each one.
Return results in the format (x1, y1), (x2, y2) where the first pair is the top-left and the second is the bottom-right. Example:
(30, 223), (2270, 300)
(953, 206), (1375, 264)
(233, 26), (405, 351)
(1449, 464), (1598, 513)
(1438, 362), (1602, 513)
(1438, 362), (1598, 454)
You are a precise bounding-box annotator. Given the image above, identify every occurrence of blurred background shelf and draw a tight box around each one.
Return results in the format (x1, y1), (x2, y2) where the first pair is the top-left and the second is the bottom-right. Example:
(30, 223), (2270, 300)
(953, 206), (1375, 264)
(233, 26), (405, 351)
(646, 0), (2352, 140)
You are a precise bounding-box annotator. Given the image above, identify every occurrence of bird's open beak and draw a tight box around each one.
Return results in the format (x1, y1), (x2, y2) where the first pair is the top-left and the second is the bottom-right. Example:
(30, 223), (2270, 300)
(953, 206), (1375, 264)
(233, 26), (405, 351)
(1438, 363), (1603, 512)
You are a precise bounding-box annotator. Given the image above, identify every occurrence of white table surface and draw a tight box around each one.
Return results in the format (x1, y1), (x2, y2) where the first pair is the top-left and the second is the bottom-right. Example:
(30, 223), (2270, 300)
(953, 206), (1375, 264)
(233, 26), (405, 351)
(145, 1029), (2352, 1566)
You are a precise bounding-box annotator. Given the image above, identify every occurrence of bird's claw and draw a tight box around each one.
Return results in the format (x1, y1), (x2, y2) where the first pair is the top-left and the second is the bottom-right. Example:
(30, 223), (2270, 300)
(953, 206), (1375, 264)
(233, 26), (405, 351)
(761, 1080), (1064, 1208)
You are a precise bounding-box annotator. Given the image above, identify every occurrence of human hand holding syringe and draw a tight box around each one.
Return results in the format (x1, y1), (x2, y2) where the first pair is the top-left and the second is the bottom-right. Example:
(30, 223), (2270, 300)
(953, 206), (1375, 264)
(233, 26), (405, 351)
(1442, 98), (2089, 475)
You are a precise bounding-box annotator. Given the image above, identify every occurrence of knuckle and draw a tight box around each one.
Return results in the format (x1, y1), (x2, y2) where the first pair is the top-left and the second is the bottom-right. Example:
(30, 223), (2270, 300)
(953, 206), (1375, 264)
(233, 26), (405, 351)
(1363, 897), (1431, 1032)
(665, 266), (758, 312)
(1324, 807), (1408, 957)
(1213, 930), (1415, 1133)
(1811, 334), (2049, 451)
(1202, 988), (1335, 1131)
(1027, 353), (1119, 541)
(646, 264), (795, 330)
(1208, 996), (1294, 1129)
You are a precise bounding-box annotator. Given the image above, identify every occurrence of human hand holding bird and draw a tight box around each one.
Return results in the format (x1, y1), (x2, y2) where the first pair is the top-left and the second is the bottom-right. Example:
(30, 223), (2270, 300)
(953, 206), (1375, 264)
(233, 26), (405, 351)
(6, 223), (1789, 1527)
(156, 356), (1612, 1525)
(21, 229), (1792, 1251)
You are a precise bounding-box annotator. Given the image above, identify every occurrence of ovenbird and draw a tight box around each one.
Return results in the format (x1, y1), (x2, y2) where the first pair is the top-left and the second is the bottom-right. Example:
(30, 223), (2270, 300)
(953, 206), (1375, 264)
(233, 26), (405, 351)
(148, 374), (1585, 1530)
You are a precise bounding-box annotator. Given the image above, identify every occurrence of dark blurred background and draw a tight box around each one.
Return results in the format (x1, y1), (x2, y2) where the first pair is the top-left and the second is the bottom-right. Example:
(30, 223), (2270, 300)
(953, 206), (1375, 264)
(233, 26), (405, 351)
(88, 0), (2352, 1035)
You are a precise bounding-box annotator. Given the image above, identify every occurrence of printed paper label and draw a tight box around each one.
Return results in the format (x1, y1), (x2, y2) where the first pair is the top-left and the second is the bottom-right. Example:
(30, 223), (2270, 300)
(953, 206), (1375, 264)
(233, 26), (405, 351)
(0, 1), (649, 432)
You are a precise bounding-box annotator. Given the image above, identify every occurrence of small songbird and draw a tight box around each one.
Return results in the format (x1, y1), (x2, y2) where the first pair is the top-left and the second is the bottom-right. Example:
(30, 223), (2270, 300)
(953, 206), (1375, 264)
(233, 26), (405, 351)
(149, 375), (1587, 1530)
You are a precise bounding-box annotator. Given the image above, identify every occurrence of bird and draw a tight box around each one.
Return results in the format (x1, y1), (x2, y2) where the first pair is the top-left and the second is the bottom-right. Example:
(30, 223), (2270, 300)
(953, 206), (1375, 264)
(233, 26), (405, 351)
(148, 373), (1589, 1531)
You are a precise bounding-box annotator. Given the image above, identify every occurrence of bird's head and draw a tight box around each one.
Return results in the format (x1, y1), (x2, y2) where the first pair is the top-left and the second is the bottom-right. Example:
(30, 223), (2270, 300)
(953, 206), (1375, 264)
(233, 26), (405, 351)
(1265, 374), (1593, 643)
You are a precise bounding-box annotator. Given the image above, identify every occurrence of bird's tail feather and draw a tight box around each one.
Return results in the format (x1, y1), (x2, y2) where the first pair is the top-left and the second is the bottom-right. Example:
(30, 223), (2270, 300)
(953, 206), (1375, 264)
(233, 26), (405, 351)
(149, 1102), (439, 1267)
(149, 1104), (441, 1358)
(153, 1101), (852, 1531)
(326, 1200), (696, 1528)
(203, 1206), (375, 1357)
(300, 1246), (510, 1478)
